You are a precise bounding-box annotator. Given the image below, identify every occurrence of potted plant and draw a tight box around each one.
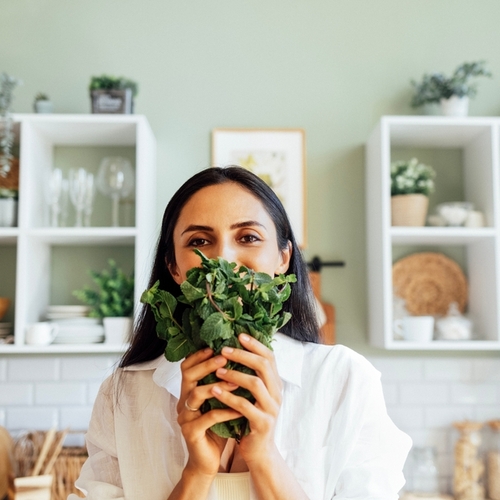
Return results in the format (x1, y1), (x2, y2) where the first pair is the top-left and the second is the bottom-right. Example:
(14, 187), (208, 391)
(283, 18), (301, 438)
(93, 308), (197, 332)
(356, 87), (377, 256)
(0, 72), (22, 179)
(391, 158), (436, 226)
(33, 92), (53, 114)
(89, 75), (138, 114)
(73, 259), (134, 344)
(411, 61), (492, 117)
(0, 188), (18, 227)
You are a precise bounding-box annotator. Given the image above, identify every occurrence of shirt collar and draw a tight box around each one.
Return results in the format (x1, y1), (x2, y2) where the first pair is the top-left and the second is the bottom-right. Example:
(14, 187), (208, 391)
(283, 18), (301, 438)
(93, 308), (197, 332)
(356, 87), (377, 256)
(126, 332), (304, 398)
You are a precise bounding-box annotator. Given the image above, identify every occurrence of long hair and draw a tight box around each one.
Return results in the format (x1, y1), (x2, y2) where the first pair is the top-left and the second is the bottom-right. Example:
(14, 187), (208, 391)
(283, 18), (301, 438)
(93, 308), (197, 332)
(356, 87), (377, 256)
(120, 166), (319, 367)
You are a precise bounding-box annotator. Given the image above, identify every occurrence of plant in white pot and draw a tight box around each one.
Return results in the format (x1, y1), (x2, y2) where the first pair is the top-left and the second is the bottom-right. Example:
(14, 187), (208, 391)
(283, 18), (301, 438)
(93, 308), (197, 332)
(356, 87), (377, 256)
(89, 75), (138, 114)
(33, 92), (53, 114)
(411, 61), (492, 117)
(73, 259), (134, 345)
(391, 158), (436, 226)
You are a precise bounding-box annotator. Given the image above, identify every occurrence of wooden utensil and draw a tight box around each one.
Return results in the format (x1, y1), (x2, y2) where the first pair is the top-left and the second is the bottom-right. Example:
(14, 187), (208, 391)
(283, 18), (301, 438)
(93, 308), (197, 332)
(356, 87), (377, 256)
(42, 428), (69, 475)
(31, 428), (56, 476)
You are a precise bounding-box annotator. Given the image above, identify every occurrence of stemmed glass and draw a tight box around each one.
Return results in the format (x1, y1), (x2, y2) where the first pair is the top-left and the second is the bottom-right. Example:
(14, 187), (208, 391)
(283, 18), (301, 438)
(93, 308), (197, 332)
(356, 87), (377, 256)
(46, 168), (63, 227)
(96, 157), (135, 227)
(69, 168), (94, 227)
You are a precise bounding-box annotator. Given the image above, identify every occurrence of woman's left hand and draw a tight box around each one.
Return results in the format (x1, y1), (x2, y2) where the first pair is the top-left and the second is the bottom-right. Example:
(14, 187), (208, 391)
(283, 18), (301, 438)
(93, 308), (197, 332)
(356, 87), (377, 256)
(211, 333), (283, 467)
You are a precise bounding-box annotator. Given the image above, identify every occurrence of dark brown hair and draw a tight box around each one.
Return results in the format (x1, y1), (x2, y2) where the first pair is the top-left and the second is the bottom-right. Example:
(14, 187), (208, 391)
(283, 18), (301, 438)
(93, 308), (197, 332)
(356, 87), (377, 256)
(120, 166), (319, 367)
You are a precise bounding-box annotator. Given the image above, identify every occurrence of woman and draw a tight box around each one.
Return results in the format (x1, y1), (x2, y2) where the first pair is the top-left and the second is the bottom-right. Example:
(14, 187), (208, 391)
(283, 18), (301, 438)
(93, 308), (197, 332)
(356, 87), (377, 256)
(71, 166), (411, 500)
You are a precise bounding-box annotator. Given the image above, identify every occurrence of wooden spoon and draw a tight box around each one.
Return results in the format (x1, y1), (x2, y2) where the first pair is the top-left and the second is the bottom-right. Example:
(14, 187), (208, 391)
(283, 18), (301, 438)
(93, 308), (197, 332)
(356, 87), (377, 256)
(42, 428), (69, 475)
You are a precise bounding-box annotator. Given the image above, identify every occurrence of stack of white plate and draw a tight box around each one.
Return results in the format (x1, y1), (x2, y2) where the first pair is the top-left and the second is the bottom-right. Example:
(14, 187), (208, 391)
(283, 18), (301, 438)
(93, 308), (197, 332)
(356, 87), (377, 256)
(51, 317), (105, 344)
(0, 322), (13, 344)
(46, 305), (91, 320)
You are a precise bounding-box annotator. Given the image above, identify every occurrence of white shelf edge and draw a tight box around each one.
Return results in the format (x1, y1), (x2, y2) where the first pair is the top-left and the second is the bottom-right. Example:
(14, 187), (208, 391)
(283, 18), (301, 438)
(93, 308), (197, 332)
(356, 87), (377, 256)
(0, 343), (128, 354)
(384, 340), (500, 351)
(27, 227), (137, 245)
(391, 227), (496, 244)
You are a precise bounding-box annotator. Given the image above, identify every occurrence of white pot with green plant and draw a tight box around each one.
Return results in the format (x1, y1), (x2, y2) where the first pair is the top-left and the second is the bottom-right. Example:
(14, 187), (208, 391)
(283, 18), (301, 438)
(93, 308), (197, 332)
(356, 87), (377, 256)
(73, 259), (134, 345)
(89, 75), (138, 114)
(410, 61), (492, 117)
(391, 158), (436, 226)
(0, 188), (18, 227)
(33, 92), (53, 113)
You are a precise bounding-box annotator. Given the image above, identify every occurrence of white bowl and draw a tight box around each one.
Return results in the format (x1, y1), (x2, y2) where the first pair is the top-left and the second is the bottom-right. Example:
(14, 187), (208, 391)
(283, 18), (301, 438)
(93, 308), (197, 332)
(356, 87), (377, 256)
(436, 202), (474, 226)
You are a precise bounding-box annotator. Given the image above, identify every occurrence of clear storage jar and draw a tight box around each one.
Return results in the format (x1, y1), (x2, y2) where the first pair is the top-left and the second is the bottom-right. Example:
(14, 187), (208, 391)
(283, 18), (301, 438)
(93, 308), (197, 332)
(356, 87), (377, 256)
(453, 421), (485, 500)
(411, 446), (439, 495)
(487, 420), (500, 500)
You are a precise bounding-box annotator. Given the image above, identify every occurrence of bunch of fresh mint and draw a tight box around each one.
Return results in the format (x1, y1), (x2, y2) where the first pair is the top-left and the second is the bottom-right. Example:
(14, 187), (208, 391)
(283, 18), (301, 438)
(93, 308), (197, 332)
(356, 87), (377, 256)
(141, 248), (296, 441)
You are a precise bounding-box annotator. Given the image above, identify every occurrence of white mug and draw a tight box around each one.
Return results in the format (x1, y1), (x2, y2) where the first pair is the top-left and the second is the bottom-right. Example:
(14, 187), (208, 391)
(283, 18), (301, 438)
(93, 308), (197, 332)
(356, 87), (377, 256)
(25, 322), (59, 345)
(394, 316), (435, 342)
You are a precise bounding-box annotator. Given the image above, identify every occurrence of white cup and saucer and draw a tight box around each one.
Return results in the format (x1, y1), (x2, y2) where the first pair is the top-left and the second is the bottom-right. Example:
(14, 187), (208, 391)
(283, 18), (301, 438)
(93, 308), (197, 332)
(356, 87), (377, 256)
(394, 316), (435, 342)
(25, 322), (59, 345)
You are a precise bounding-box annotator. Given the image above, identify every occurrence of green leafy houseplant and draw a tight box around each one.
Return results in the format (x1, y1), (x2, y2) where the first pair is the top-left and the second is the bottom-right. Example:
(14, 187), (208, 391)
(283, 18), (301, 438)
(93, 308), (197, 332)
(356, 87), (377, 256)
(391, 158), (436, 197)
(34, 92), (50, 102)
(89, 75), (138, 98)
(0, 72), (22, 178)
(411, 61), (492, 108)
(73, 259), (134, 318)
(141, 248), (296, 441)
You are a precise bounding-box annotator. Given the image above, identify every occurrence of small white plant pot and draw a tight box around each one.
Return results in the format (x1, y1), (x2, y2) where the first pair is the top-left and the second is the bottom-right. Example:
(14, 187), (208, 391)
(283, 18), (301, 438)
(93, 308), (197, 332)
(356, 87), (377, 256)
(103, 317), (133, 345)
(440, 96), (469, 117)
(0, 198), (18, 227)
(34, 100), (54, 113)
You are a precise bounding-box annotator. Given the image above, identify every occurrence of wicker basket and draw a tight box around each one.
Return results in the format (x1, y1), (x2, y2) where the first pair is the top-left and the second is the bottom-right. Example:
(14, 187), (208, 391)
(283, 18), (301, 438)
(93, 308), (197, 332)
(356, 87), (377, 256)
(51, 446), (87, 500)
(391, 193), (429, 226)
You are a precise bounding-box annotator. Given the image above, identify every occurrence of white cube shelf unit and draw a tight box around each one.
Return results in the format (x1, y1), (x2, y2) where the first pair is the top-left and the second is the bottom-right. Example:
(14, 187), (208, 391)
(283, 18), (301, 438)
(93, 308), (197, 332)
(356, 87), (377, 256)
(0, 114), (157, 353)
(366, 116), (500, 350)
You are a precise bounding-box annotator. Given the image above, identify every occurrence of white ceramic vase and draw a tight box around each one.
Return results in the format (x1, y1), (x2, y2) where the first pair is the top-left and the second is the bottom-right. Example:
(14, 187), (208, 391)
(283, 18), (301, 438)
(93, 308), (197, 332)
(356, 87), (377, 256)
(440, 96), (469, 117)
(34, 100), (54, 113)
(0, 198), (17, 227)
(103, 317), (133, 345)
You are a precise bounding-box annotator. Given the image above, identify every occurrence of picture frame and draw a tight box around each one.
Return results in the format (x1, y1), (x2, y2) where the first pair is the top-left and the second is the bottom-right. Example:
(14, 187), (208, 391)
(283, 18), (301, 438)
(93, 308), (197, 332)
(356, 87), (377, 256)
(211, 128), (307, 247)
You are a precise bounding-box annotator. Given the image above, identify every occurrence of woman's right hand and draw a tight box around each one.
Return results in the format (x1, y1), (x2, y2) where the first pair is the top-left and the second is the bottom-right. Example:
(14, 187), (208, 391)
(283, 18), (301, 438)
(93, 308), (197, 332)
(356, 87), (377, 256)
(177, 348), (241, 478)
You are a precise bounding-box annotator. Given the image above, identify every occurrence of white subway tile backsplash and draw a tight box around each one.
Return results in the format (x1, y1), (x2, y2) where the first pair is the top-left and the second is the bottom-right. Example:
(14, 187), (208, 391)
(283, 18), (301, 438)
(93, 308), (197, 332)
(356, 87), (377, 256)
(381, 382), (398, 406)
(0, 383), (33, 405)
(60, 407), (93, 430)
(400, 383), (450, 406)
(368, 358), (423, 381)
(7, 407), (58, 430)
(0, 409), (5, 426)
(35, 382), (86, 405)
(472, 358), (500, 382)
(424, 406), (475, 428)
(424, 359), (472, 381)
(473, 405), (500, 421)
(8, 358), (59, 381)
(404, 428), (449, 454)
(451, 383), (497, 405)
(87, 382), (102, 405)
(387, 407), (424, 431)
(0, 359), (6, 381)
(60, 356), (114, 381)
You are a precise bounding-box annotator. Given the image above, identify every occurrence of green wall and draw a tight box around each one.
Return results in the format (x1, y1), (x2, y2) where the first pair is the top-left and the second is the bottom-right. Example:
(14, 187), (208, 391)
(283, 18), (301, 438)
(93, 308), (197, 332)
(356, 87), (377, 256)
(3, 0), (500, 356)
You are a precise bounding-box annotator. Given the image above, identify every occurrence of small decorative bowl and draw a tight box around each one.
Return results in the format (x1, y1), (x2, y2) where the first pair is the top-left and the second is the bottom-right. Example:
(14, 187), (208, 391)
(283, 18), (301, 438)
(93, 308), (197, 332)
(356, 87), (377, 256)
(436, 202), (474, 227)
(0, 297), (10, 321)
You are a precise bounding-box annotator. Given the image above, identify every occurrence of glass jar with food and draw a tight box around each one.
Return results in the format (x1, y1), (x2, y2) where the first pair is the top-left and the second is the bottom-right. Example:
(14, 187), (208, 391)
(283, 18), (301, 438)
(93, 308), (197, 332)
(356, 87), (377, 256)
(453, 421), (485, 500)
(487, 420), (500, 500)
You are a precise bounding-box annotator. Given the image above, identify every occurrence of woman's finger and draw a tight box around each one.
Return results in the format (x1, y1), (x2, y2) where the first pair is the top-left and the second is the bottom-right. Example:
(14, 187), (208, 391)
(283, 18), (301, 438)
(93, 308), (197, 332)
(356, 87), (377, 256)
(180, 408), (243, 440)
(180, 381), (239, 420)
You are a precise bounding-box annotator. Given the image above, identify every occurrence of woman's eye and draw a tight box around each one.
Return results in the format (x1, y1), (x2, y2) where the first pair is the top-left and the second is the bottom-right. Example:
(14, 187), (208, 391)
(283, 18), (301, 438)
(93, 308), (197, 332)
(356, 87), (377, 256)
(240, 234), (260, 243)
(188, 238), (208, 247)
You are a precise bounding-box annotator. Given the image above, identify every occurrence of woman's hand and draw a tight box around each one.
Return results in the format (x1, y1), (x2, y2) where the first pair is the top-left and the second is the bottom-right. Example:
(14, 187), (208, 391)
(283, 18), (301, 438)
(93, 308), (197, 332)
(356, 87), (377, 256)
(177, 348), (241, 478)
(210, 333), (283, 468)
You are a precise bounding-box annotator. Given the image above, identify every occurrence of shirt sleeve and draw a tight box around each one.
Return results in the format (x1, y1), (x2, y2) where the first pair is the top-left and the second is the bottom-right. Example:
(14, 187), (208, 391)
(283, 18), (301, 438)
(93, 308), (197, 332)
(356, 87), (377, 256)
(69, 374), (125, 500)
(333, 356), (412, 500)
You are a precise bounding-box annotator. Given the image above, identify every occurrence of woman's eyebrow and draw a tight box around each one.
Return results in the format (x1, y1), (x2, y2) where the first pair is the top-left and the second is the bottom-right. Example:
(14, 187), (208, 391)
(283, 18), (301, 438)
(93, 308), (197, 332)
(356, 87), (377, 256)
(181, 224), (213, 235)
(230, 220), (266, 230)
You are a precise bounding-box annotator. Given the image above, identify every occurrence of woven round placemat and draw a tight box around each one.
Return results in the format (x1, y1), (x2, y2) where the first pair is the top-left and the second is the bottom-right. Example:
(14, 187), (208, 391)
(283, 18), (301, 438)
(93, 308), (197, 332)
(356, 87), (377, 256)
(392, 252), (468, 316)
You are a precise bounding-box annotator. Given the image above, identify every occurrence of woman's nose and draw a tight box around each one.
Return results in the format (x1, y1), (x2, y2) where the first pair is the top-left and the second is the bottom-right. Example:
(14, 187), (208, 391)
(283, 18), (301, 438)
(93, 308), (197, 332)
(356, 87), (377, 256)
(214, 241), (240, 266)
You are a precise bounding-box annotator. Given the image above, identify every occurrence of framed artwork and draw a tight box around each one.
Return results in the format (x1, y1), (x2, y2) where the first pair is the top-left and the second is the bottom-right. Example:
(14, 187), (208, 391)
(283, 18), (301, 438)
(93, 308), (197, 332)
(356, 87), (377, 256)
(211, 128), (307, 247)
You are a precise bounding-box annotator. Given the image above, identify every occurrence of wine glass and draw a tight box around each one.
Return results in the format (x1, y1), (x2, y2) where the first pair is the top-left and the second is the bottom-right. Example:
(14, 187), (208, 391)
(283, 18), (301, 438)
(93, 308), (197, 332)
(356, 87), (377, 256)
(69, 168), (93, 227)
(83, 173), (96, 227)
(46, 168), (63, 227)
(96, 157), (135, 227)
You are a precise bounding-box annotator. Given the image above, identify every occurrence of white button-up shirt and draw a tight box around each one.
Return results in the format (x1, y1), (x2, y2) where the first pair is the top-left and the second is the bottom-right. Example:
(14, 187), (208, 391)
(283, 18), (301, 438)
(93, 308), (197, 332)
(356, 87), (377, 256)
(70, 333), (411, 500)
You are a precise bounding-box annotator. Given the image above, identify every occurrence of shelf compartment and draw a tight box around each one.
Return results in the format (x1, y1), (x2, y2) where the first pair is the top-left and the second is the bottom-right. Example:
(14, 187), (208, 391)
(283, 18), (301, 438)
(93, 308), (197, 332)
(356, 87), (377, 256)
(383, 340), (500, 351)
(0, 229), (19, 245)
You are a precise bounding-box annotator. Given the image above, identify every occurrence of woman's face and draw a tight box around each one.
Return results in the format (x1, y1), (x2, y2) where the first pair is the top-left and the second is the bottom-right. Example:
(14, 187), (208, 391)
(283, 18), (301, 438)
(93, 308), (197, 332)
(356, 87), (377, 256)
(169, 182), (291, 284)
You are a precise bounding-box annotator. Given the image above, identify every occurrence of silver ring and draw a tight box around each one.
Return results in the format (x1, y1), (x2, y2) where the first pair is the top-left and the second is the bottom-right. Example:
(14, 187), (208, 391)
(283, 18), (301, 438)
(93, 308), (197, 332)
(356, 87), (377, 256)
(184, 399), (199, 412)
